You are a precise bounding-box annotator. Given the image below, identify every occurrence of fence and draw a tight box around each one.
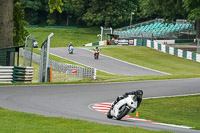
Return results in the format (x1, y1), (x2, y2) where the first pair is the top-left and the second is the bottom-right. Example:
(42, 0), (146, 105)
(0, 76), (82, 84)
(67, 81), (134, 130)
(146, 40), (200, 63)
(19, 48), (96, 81)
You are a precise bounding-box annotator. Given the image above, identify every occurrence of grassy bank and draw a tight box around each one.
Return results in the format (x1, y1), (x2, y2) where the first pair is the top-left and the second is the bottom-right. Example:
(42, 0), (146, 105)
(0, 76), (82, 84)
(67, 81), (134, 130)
(131, 95), (200, 130)
(98, 46), (200, 81)
(27, 27), (100, 47)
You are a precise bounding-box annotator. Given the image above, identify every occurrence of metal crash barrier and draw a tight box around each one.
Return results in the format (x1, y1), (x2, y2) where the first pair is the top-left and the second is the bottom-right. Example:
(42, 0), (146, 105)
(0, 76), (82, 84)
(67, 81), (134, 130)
(0, 66), (14, 83)
(12, 66), (33, 83)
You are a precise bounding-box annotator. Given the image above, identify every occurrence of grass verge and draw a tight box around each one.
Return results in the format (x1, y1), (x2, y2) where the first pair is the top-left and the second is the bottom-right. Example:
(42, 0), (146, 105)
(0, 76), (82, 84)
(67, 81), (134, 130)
(130, 95), (200, 130)
(99, 46), (200, 81)
(27, 27), (100, 47)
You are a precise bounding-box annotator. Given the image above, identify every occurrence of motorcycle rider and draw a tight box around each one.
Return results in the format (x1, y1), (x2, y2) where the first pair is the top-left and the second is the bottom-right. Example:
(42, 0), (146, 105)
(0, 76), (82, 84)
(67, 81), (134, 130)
(94, 46), (100, 56)
(111, 90), (143, 113)
(68, 42), (74, 52)
(68, 42), (74, 48)
(95, 46), (100, 51)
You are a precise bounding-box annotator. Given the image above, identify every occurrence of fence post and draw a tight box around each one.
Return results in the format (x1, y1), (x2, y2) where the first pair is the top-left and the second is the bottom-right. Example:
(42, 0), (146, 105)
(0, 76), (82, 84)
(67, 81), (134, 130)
(93, 68), (96, 80)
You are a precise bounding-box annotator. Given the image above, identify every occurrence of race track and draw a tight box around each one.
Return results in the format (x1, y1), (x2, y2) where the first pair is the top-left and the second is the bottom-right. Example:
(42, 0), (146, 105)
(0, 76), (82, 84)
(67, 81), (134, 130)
(0, 47), (199, 132)
(0, 78), (200, 133)
(49, 47), (168, 76)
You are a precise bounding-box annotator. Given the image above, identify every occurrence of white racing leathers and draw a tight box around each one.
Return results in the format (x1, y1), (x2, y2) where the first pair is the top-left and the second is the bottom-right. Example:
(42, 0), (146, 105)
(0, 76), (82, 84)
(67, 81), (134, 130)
(107, 95), (137, 120)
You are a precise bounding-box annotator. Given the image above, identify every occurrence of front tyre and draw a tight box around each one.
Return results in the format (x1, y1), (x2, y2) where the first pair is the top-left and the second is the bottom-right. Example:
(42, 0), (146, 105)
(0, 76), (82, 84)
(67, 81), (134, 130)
(107, 109), (113, 119)
(116, 105), (130, 120)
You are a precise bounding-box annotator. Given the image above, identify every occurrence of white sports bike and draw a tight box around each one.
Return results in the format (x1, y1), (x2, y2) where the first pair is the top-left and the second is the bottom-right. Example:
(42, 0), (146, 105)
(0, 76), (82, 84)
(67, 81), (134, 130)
(107, 95), (137, 120)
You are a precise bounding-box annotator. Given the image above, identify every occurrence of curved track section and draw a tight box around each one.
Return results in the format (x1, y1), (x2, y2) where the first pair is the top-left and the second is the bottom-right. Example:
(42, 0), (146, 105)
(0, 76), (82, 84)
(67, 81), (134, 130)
(49, 47), (168, 76)
(0, 78), (200, 132)
(91, 102), (192, 129)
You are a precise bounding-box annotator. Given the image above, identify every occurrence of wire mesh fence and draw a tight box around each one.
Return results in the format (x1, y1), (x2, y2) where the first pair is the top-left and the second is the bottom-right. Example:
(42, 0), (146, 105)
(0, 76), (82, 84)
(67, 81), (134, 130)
(197, 38), (200, 54)
(20, 48), (96, 82)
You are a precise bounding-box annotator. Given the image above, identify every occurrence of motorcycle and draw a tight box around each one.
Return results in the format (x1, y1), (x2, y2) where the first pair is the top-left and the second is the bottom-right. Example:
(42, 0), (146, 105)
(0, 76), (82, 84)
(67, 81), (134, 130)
(68, 46), (74, 54)
(94, 50), (99, 59)
(107, 95), (137, 120)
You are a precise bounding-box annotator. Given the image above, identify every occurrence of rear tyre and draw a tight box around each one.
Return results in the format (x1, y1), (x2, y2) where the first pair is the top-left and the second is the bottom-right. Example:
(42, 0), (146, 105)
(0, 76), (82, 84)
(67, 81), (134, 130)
(116, 105), (129, 120)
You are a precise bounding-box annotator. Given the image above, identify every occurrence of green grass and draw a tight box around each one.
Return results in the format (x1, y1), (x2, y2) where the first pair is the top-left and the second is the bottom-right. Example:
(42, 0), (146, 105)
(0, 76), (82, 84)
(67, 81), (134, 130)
(98, 46), (200, 81)
(175, 42), (197, 45)
(0, 108), (169, 133)
(27, 27), (100, 47)
(130, 95), (200, 130)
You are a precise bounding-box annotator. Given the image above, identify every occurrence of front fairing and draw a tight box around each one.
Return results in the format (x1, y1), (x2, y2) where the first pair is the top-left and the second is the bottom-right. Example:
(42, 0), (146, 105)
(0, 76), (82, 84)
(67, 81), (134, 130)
(125, 95), (137, 108)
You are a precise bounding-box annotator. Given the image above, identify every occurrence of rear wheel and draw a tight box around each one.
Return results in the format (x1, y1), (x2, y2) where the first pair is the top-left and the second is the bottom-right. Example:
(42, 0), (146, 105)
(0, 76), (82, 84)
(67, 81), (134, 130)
(116, 105), (130, 120)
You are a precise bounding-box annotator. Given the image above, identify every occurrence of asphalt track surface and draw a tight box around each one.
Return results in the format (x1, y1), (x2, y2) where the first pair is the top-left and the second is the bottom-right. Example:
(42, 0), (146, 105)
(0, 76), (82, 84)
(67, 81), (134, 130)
(0, 78), (200, 133)
(49, 47), (169, 76)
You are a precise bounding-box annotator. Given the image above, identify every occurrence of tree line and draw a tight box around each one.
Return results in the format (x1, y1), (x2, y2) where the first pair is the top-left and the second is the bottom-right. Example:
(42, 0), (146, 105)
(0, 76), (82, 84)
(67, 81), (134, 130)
(0, 0), (200, 48)
(21, 0), (200, 38)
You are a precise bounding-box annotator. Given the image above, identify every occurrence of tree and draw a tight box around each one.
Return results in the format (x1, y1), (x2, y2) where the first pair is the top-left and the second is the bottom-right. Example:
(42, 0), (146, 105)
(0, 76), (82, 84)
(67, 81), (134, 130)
(48, 0), (138, 27)
(183, 0), (200, 38)
(48, 0), (65, 13)
(20, 0), (42, 24)
(82, 0), (137, 27)
(13, 2), (29, 46)
(0, 1), (13, 48)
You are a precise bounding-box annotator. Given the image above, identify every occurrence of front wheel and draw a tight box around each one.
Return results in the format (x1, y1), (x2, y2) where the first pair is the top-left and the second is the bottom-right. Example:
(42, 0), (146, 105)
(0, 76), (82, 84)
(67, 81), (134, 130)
(107, 109), (113, 119)
(116, 105), (130, 120)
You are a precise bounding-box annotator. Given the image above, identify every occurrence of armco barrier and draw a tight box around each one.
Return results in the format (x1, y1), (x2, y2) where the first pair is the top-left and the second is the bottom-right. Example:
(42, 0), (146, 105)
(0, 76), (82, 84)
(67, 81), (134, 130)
(146, 40), (200, 63)
(12, 66), (33, 83)
(84, 40), (107, 46)
(0, 66), (13, 83)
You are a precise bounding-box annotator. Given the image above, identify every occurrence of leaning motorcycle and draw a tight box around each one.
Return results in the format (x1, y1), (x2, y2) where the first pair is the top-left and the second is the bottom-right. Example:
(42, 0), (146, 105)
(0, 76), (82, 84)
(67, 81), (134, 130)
(68, 46), (74, 54)
(94, 50), (99, 59)
(107, 95), (137, 120)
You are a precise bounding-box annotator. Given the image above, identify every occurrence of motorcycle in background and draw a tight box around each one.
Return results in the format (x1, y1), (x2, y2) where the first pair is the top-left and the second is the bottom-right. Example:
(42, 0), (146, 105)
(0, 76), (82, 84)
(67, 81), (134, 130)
(94, 50), (99, 59)
(107, 94), (138, 120)
(68, 46), (74, 54)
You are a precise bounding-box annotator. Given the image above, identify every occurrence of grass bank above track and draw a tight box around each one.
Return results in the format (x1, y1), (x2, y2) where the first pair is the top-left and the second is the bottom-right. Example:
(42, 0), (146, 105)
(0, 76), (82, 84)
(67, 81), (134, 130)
(27, 27), (100, 47)
(98, 46), (200, 81)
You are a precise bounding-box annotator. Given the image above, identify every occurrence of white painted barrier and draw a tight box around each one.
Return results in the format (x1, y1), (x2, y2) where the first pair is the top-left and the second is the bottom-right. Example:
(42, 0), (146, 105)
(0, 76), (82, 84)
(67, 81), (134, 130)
(0, 66), (14, 83)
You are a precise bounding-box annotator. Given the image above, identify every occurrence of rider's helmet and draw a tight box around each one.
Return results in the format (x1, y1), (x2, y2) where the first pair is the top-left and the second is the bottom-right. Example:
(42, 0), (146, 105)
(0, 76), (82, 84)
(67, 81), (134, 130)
(96, 47), (98, 49)
(135, 90), (143, 99)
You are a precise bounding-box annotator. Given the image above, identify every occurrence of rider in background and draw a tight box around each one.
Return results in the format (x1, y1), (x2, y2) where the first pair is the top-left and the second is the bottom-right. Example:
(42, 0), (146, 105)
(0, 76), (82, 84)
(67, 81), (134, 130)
(94, 47), (100, 55)
(111, 90), (143, 113)
(68, 42), (74, 48)
(95, 46), (100, 51)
